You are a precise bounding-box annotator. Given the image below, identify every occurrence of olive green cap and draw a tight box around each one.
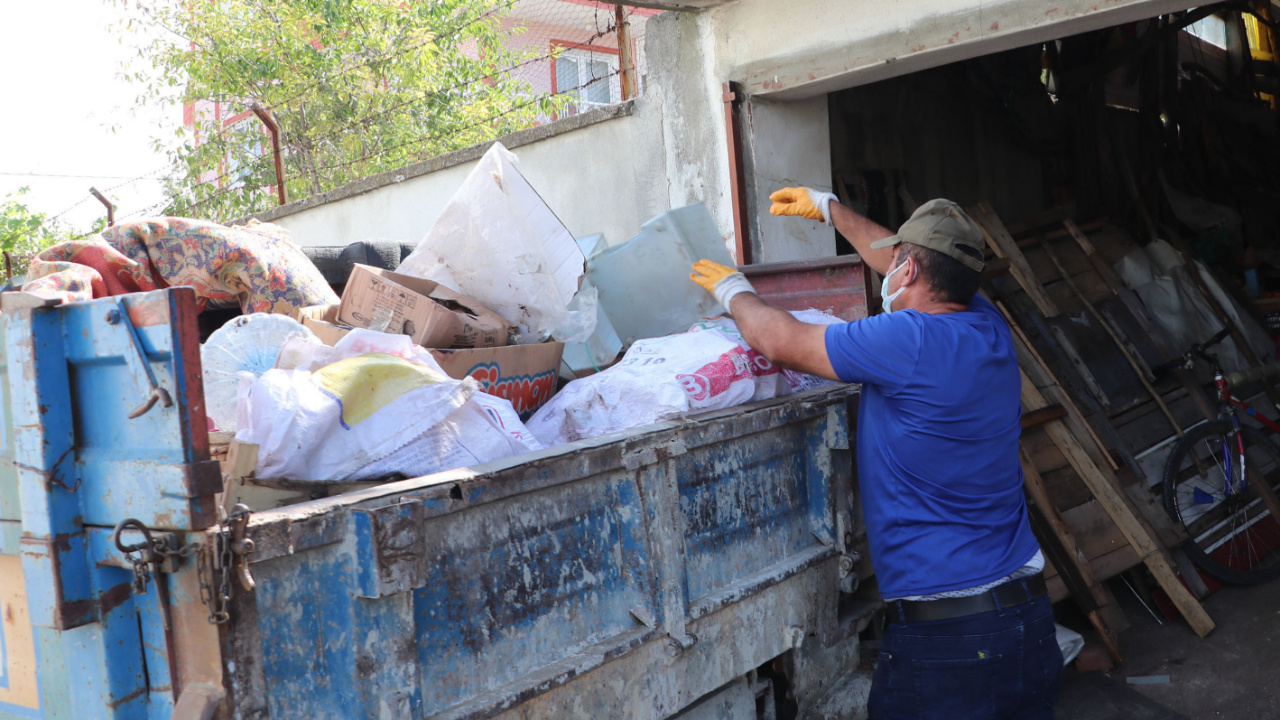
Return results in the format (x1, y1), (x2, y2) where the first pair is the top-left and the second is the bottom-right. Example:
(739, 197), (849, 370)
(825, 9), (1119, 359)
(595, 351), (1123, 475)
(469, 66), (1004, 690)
(869, 199), (986, 272)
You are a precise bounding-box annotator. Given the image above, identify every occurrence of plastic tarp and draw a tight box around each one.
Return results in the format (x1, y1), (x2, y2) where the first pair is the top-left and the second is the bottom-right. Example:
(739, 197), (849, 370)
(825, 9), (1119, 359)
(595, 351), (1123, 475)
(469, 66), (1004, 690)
(1116, 239), (1272, 374)
(586, 204), (735, 345)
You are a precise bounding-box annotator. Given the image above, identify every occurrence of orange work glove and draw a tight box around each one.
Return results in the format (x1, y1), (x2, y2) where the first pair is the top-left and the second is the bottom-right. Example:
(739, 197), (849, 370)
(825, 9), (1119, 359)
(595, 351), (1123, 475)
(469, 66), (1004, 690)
(769, 187), (839, 226)
(691, 259), (756, 312)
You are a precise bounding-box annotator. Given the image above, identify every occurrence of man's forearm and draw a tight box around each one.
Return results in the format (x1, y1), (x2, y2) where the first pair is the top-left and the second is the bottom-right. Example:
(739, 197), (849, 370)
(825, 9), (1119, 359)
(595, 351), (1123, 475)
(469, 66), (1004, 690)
(728, 293), (839, 380)
(829, 203), (896, 276)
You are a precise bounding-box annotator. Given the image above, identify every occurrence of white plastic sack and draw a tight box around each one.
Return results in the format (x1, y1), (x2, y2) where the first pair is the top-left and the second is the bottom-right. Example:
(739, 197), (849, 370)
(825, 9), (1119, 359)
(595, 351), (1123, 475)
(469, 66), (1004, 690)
(245, 327), (542, 481)
(236, 353), (475, 481)
(1055, 623), (1085, 666)
(526, 328), (788, 446)
(397, 142), (586, 344)
(688, 309), (845, 393)
(360, 392), (544, 479)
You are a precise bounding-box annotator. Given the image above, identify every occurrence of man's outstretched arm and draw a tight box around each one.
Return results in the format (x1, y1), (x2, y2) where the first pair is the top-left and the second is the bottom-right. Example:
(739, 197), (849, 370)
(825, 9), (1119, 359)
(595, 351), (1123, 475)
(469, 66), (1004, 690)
(728, 293), (838, 380)
(691, 259), (839, 381)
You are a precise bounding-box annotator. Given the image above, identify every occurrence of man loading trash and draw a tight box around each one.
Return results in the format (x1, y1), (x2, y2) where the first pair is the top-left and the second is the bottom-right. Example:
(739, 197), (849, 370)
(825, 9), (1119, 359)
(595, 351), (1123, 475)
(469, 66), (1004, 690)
(690, 188), (1062, 720)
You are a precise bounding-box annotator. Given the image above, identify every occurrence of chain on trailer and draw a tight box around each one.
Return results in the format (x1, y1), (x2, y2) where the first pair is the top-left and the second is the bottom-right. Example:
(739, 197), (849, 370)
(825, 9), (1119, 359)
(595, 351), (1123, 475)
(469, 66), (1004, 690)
(113, 503), (256, 625)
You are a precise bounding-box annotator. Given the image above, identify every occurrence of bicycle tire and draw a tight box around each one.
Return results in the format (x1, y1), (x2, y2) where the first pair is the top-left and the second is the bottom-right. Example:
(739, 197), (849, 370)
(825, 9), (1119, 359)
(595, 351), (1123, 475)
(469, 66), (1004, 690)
(1162, 419), (1280, 585)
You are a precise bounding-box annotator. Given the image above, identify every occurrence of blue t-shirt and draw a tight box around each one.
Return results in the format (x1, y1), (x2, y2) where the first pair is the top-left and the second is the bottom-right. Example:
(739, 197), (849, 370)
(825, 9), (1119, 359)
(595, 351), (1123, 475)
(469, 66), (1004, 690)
(824, 294), (1039, 599)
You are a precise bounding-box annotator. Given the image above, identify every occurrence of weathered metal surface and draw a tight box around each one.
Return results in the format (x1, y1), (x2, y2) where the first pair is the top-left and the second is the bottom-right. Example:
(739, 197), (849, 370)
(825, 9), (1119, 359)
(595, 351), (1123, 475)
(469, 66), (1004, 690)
(741, 256), (870, 322)
(4, 284), (863, 720)
(224, 386), (854, 719)
(0, 288), (218, 719)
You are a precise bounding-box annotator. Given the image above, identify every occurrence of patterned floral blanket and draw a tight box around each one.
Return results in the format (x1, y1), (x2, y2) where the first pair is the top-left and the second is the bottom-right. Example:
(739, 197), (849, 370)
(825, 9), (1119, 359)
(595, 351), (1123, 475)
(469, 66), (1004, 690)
(23, 217), (338, 315)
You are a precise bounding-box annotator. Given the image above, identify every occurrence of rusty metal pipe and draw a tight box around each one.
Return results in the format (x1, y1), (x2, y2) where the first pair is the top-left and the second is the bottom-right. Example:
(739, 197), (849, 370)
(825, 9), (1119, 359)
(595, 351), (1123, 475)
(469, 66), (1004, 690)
(722, 82), (752, 265)
(250, 103), (287, 206)
(89, 186), (114, 227)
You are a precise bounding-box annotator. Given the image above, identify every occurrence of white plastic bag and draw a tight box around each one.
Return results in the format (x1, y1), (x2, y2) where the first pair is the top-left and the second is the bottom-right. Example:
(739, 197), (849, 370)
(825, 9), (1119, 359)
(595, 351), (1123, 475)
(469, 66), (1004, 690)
(236, 353), (475, 481)
(397, 142), (585, 344)
(360, 392), (544, 479)
(245, 327), (542, 481)
(526, 328), (787, 446)
(1055, 623), (1085, 666)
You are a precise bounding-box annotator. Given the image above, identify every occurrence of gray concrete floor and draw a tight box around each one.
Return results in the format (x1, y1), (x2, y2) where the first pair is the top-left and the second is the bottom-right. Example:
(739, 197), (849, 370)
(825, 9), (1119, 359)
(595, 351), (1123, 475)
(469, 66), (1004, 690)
(1059, 576), (1280, 719)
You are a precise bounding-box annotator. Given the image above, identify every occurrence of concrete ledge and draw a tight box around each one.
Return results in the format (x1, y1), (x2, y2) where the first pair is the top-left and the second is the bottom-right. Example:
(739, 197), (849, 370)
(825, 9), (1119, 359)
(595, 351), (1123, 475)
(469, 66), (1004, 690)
(729, 0), (1200, 100)
(246, 100), (636, 224)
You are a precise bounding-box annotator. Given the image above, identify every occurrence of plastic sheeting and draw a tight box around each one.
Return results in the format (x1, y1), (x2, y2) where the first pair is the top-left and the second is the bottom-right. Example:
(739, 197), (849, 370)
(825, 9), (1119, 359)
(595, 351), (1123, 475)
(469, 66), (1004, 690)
(201, 313), (318, 432)
(587, 204), (735, 345)
(1116, 239), (1272, 375)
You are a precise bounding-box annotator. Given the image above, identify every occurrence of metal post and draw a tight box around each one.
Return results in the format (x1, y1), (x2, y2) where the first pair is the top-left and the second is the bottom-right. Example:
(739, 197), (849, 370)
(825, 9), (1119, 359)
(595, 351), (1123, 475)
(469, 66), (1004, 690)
(722, 82), (752, 265)
(89, 186), (114, 227)
(615, 5), (636, 101)
(250, 103), (288, 206)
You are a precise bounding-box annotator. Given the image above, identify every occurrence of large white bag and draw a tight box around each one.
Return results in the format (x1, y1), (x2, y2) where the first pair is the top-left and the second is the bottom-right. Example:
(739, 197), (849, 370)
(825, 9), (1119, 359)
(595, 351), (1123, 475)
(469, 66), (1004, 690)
(238, 329), (542, 481)
(396, 142), (586, 344)
(687, 309), (845, 393)
(526, 328), (788, 446)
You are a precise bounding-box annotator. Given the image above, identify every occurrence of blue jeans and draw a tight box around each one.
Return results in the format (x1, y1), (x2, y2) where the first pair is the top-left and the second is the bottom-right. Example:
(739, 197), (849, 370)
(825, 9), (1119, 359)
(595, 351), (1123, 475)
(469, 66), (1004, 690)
(868, 594), (1062, 720)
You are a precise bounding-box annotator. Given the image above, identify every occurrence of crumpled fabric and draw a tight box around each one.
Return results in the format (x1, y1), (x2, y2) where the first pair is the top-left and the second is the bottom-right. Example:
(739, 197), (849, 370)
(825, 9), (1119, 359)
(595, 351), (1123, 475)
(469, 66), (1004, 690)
(23, 217), (337, 315)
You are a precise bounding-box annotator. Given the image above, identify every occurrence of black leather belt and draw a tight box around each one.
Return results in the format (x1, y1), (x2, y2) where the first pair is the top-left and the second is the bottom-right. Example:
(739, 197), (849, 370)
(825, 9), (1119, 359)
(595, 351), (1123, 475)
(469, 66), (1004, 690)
(891, 573), (1048, 624)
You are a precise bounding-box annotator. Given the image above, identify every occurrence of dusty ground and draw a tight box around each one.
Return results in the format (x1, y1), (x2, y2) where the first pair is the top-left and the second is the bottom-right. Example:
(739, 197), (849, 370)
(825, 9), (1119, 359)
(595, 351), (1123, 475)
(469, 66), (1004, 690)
(1056, 575), (1280, 720)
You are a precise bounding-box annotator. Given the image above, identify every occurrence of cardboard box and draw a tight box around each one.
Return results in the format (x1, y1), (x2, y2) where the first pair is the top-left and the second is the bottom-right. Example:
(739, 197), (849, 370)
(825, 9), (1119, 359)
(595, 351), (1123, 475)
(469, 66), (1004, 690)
(294, 304), (353, 347)
(429, 343), (564, 420)
(337, 264), (513, 349)
(291, 304), (562, 419)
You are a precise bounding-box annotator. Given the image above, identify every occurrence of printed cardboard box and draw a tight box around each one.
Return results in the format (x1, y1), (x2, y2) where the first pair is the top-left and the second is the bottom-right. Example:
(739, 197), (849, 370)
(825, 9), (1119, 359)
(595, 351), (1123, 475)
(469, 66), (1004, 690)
(429, 343), (563, 420)
(338, 264), (513, 348)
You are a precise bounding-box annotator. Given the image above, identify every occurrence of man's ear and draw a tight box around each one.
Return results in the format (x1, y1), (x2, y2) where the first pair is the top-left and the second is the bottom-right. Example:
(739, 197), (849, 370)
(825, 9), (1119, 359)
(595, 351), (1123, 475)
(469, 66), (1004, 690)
(899, 255), (918, 286)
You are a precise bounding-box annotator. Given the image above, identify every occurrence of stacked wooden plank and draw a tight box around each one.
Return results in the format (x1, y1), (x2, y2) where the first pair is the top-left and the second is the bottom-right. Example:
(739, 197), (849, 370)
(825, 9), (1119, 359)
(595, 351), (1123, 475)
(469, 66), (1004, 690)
(969, 206), (1217, 649)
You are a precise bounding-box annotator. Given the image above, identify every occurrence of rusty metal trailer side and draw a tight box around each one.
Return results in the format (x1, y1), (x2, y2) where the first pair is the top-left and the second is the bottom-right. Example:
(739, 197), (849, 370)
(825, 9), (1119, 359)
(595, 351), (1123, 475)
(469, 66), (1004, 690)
(0, 287), (869, 720)
(221, 384), (860, 720)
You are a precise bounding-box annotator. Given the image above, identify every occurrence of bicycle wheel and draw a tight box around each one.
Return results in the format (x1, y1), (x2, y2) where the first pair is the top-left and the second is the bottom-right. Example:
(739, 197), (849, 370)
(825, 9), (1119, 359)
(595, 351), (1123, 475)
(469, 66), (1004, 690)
(1162, 419), (1280, 585)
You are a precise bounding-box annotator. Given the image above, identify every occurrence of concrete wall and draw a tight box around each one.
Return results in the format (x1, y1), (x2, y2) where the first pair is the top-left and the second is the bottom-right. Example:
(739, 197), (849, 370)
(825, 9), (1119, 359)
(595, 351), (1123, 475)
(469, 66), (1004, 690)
(251, 0), (1200, 265)
(255, 102), (671, 250)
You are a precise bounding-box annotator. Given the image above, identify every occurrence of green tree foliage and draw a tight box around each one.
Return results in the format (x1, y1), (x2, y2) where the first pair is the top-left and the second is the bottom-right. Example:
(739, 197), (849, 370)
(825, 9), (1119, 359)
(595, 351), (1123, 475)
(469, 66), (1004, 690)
(0, 188), (70, 278)
(118, 0), (559, 222)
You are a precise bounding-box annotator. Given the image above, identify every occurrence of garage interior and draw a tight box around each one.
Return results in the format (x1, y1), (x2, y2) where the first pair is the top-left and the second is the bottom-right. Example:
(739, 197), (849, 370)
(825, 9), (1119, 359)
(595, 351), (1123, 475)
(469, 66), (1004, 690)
(823, 3), (1280, 718)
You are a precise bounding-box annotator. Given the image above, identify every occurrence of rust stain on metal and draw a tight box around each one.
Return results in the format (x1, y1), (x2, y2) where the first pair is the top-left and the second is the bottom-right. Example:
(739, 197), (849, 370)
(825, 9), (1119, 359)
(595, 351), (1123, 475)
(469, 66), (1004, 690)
(106, 685), (148, 710)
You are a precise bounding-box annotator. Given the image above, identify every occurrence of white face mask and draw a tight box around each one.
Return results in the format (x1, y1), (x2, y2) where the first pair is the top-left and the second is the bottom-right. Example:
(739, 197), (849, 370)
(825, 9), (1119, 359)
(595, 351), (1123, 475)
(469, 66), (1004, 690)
(880, 258), (910, 313)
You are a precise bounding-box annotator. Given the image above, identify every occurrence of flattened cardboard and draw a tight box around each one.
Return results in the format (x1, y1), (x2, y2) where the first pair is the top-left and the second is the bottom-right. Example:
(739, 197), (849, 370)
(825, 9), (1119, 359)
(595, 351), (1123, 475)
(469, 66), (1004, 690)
(338, 264), (512, 348)
(429, 343), (563, 420)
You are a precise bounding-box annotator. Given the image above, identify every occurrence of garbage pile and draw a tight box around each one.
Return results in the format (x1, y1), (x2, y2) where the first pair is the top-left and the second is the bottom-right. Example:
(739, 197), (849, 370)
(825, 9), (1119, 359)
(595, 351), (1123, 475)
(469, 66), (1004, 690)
(191, 141), (847, 484)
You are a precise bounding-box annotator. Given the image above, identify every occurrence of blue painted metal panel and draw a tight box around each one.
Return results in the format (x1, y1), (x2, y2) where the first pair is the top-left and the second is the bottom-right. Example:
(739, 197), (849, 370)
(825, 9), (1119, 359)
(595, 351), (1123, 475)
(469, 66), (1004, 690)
(232, 388), (855, 719)
(1, 289), (215, 718)
(676, 424), (821, 605)
(0, 314), (19, 524)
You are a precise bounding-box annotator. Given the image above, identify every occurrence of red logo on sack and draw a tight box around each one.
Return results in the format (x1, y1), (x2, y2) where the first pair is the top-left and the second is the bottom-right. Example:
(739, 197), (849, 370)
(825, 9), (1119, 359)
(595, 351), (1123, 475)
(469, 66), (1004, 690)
(676, 347), (778, 402)
(467, 363), (557, 420)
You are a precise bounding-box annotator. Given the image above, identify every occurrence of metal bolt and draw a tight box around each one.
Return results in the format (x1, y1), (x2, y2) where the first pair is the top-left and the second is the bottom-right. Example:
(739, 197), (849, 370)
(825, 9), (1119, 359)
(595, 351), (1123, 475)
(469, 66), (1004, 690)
(665, 639), (683, 658)
(105, 309), (120, 324)
(839, 556), (856, 576)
